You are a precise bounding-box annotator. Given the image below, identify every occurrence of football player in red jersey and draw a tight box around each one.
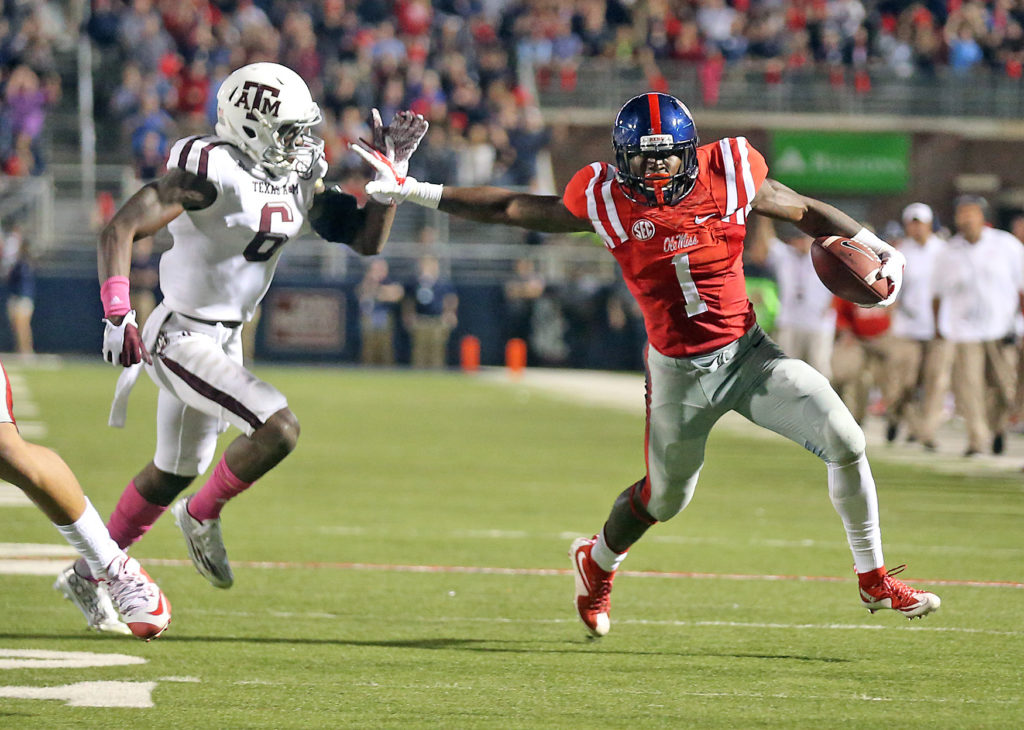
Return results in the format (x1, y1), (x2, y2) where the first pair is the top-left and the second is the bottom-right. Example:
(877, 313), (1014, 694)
(354, 92), (940, 635)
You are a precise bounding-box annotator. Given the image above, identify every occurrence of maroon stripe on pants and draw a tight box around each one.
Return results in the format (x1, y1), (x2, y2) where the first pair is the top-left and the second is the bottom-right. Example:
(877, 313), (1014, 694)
(159, 354), (263, 431)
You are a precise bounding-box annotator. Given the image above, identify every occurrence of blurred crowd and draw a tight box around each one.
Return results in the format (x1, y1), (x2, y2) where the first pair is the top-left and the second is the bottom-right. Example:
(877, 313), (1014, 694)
(7, 1), (1024, 179)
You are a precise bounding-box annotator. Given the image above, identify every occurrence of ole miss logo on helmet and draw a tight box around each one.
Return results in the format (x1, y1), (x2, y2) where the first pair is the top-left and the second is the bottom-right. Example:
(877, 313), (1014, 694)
(233, 81), (282, 121)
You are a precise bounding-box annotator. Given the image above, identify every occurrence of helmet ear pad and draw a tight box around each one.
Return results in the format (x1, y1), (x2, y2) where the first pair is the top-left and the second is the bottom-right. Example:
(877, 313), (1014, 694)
(612, 92), (699, 206)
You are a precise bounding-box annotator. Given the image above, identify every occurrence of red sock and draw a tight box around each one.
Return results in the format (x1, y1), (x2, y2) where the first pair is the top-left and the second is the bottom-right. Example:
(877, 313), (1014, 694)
(188, 456), (252, 522)
(106, 480), (168, 550)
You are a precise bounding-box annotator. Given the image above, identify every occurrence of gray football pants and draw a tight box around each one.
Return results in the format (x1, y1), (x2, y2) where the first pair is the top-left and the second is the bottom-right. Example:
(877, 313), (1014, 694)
(643, 325), (867, 522)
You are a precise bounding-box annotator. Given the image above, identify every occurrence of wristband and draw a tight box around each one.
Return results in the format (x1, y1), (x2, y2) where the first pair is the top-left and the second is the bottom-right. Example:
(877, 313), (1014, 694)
(403, 179), (443, 209)
(851, 227), (895, 257)
(100, 276), (132, 318)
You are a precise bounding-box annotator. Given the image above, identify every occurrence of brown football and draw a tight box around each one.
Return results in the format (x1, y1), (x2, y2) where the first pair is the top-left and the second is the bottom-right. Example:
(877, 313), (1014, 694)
(810, 236), (890, 305)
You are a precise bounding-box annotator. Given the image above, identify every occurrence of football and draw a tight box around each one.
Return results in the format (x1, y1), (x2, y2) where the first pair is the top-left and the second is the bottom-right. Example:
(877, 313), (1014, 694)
(810, 235), (890, 305)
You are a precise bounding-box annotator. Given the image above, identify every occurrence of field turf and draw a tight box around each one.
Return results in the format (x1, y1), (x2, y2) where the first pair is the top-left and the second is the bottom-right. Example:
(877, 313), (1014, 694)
(0, 362), (1021, 728)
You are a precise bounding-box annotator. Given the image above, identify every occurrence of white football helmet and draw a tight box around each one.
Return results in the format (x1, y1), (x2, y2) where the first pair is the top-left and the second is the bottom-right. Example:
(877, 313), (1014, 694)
(215, 62), (324, 179)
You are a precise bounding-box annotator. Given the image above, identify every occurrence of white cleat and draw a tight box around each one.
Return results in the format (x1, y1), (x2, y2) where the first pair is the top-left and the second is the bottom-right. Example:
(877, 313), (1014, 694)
(172, 496), (234, 588)
(103, 554), (171, 640)
(54, 564), (131, 635)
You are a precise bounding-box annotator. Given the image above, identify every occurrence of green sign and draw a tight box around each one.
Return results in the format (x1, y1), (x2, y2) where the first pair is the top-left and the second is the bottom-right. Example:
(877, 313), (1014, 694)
(770, 131), (909, 193)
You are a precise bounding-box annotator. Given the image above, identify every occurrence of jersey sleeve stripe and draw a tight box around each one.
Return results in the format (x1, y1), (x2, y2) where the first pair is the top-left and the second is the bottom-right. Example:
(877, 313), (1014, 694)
(736, 137), (756, 209)
(174, 136), (204, 172)
(197, 141), (231, 180)
(719, 138), (738, 215)
(601, 178), (629, 244)
(584, 162), (616, 248)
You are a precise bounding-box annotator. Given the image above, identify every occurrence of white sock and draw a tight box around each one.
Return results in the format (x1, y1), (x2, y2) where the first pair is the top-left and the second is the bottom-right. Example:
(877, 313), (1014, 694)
(827, 455), (885, 573)
(590, 529), (628, 573)
(53, 498), (123, 580)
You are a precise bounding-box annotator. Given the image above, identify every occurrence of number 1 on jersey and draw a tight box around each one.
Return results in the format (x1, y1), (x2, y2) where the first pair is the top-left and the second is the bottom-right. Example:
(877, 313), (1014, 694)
(672, 253), (708, 317)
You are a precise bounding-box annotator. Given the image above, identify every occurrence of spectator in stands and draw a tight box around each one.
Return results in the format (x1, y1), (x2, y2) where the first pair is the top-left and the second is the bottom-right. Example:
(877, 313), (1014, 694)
(128, 91), (175, 170)
(4, 226), (34, 355)
(1, 64), (58, 175)
(920, 196), (1023, 456)
(883, 203), (944, 444)
(503, 257), (546, 349)
(403, 255), (458, 369)
(358, 258), (404, 367)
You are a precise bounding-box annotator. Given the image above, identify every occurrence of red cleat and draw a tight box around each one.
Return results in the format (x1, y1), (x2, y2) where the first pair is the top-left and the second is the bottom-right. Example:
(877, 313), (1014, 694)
(858, 564), (940, 619)
(569, 536), (615, 637)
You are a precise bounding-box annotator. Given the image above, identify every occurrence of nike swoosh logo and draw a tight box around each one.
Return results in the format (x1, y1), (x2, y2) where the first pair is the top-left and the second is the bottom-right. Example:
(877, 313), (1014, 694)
(694, 214), (715, 224)
(149, 598), (167, 617)
(575, 551), (592, 594)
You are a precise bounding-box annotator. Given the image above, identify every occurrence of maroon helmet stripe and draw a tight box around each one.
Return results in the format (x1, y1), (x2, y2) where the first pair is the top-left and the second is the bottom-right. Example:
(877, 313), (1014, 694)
(159, 355), (263, 431)
(197, 141), (231, 179)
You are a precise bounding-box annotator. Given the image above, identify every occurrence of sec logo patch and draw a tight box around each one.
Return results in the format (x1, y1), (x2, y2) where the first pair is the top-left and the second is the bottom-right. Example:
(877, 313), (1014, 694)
(631, 219), (656, 241)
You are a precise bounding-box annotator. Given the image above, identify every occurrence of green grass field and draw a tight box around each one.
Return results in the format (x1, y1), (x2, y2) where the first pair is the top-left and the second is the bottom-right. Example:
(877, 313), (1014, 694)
(0, 362), (1021, 728)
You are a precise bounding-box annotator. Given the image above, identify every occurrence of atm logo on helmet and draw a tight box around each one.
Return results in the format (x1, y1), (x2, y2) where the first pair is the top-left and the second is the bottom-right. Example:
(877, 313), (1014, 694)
(234, 81), (282, 121)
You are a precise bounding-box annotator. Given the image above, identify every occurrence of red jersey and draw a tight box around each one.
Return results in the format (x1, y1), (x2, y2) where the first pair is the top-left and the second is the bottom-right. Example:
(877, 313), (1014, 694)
(563, 137), (768, 357)
(834, 297), (891, 339)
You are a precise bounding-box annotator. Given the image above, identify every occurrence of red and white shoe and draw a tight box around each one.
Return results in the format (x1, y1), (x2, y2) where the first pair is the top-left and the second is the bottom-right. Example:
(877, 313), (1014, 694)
(103, 555), (171, 640)
(858, 564), (940, 619)
(569, 536), (615, 637)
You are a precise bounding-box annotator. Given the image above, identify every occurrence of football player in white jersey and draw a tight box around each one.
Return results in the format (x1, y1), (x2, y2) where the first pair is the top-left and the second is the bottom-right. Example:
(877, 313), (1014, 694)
(57, 63), (427, 627)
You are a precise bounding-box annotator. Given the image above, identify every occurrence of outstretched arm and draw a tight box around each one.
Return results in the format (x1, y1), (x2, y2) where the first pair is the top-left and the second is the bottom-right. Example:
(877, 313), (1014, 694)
(308, 187), (396, 256)
(437, 187), (591, 233)
(750, 178), (863, 238)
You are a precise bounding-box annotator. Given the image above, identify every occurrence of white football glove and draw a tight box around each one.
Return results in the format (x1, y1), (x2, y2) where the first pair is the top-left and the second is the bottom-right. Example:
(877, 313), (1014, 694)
(102, 310), (152, 367)
(852, 228), (905, 308)
(352, 109), (429, 204)
(349, 142), (443, 209)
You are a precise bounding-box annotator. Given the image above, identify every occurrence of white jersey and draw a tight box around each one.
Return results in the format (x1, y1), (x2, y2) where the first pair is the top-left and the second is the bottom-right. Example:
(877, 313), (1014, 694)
(890, 234), (943, 341)
(766, 239), (837, 334)
(932, 227), (1024, 342)
(161, 135), (327, 322)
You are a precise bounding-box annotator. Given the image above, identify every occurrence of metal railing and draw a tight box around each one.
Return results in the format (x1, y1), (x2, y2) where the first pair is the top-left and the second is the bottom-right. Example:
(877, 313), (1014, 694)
(539, 61), (1024, 121)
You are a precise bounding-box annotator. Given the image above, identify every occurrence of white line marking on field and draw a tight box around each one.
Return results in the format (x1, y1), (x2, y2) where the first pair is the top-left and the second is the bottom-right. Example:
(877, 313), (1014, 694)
(317, 525), (1024, 559)
(0, 543), (1018, 589)
(0, 559), (75, 575)
(0, 543), (78, 557)
(0, 649), (147, 670)
(0, 484), (33, 507)
(158, 676), (201, 683)
(0, 681), (156, 708)
(185, 609), (1024, 637)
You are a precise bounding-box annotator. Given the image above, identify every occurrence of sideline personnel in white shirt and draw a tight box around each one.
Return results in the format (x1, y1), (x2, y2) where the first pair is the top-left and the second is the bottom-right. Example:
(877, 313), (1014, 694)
(883, 203), (944, 443)
(919, 196), (1024, 455)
